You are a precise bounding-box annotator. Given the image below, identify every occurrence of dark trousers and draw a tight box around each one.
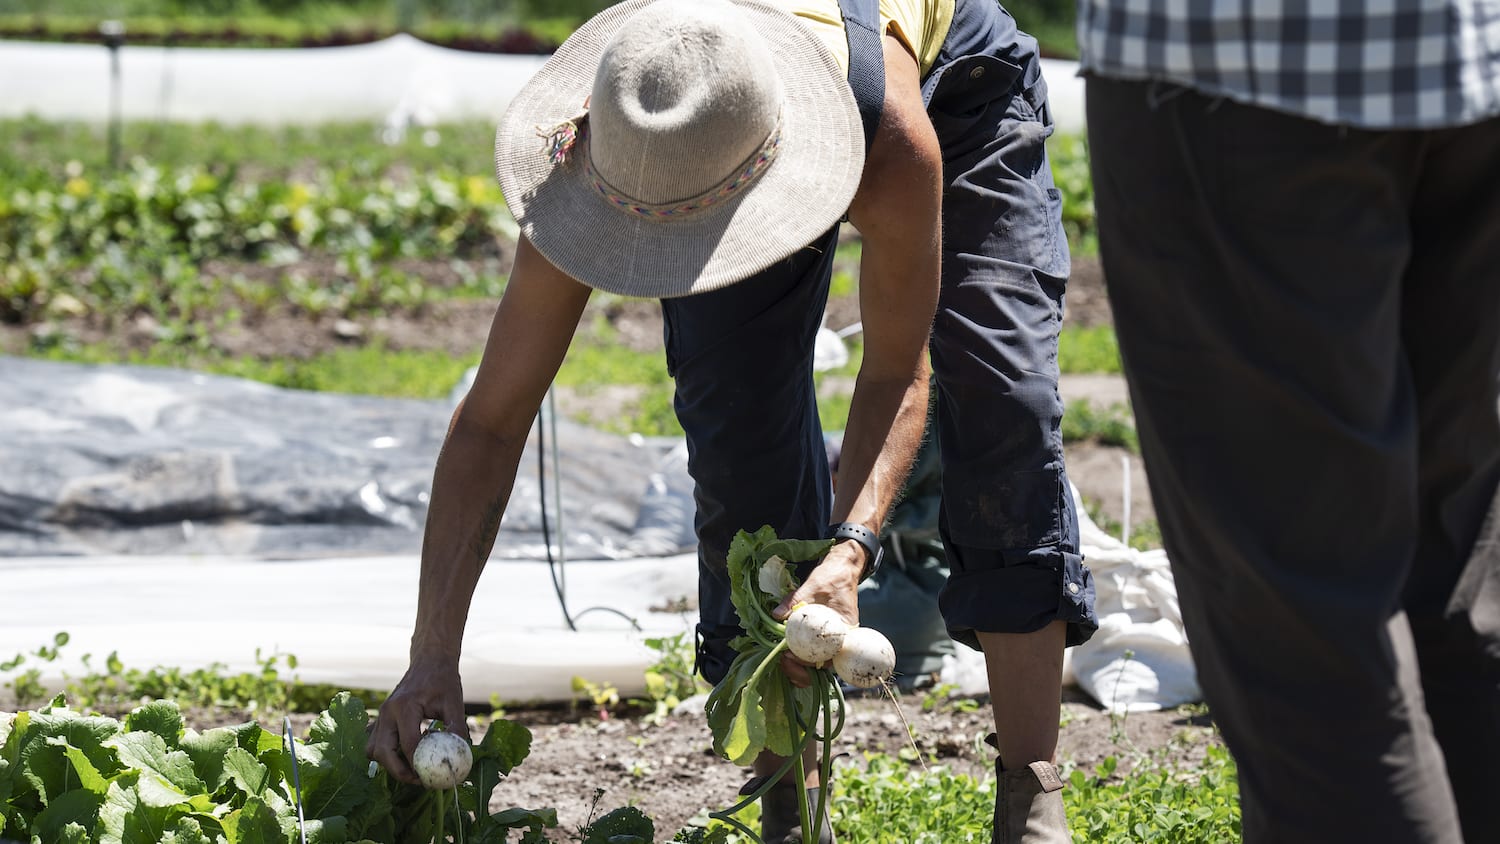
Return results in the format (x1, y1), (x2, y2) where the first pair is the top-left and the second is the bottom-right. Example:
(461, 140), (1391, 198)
(679, 1), (1100, 685)
(1087, 75), (1500, 843)
(664, 233), (839, 685)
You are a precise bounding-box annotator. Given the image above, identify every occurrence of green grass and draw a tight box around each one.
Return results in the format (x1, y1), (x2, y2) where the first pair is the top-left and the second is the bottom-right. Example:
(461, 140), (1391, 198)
(0, 0), (1081, 57)
(1083, 497), (1163, 552)
(827, 747), (1239, 842)
(25, 326), (1122, 442)
(0, 116), (501, 182)
(1062, 399), (1138, 451)
(31, 341), (480, 399)
(1058, 325), (1121, 374)
(1067, 749), (1241, 842)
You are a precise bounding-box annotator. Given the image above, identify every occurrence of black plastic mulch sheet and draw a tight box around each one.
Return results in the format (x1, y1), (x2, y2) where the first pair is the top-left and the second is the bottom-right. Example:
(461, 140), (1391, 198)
(0, 358), (674, 559)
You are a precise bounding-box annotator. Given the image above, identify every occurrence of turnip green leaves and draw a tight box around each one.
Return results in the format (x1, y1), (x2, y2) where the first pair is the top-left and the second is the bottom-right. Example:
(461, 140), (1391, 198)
(0, 692), (557, 844)
(704, 527), (845, 844)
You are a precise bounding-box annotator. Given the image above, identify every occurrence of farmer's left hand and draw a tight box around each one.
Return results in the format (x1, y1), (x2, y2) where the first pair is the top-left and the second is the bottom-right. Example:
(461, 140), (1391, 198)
(773, 540), (866, 687)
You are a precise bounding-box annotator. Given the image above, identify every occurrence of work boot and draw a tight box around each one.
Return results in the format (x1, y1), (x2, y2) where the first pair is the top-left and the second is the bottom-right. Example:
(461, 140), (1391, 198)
(987, 736), (1071, 844)
(742, 775), (835, 844)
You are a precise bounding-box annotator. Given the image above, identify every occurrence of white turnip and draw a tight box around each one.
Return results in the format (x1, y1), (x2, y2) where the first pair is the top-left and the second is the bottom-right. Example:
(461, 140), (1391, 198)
(832, 626), (896, 688)
(784, 603), (849, 666)
(412, 729), (473, 790)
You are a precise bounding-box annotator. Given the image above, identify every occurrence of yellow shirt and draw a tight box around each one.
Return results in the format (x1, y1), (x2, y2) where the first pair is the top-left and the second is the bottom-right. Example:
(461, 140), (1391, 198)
(778, 0), (955, 77)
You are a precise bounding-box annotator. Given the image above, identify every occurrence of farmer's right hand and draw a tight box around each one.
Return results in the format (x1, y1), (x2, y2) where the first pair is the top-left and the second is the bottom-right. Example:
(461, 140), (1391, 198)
(772, 541), (865, 688)
(366, 658), (467, 785)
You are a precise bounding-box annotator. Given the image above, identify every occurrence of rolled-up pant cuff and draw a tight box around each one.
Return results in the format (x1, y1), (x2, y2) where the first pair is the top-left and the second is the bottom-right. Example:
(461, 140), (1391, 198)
(939, 547), (1098, 650)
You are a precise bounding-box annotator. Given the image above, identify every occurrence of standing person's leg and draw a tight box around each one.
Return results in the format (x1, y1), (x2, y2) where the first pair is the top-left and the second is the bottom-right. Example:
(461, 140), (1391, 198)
(1401, 116), (1500, 844)
(1087, 75), (1465, 842)
(663, 227), (839, 844)
(926, 53), (1097, 844)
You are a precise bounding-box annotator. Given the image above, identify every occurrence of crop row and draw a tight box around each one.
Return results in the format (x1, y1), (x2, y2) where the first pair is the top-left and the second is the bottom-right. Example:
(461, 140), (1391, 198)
(0, 163), (514, 326)
(0, 13), (558, 54)
(0, 127), (1094, 334)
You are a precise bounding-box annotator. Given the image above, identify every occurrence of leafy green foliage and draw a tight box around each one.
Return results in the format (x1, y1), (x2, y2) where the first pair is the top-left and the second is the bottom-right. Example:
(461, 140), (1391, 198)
(1082, 498), (1164, 552)
(700, 528), (850, 844)
(635, 634), (713, 728)
(0, 632), (387, 716)
(1, 631), (70, 709)
(0, 0), (571, 53)
(0, 119), (500, 183)
(820, 747), (1241, 843)
(581, 804), (654, 844)
(1067, 747), (1242, 841)
(706, 528), (835, 767)
(831, 755), (994, 843)
(0, 0), (1082, 57)
(1049, 133), (1095, 254)
(0, 158), (512, 330)
(1061, 400), (1139, 451)
(0, 692), (556, 844)
(32, 342), (481, 401)
(1058, 325), (1121, 374)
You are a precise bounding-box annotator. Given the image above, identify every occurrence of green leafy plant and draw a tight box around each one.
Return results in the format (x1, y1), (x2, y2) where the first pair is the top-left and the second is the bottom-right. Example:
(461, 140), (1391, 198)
(0, 630), (68, 709)
(1082, 497), (1164, 552)
(1049, 133), (1096, 253)
(702, 527), (847, 844)
(918, 682), (980, 715)
(1066, 746), (1242, 842)
(830, 754), (995, 843)
(1061, 399), (1139, 451)
(635, 633), (712, 728)
(570, 676), (621, 721)
(0, 691), (553, 843)
(1, 631), (392, 719)
(1057, 324), (1121, 374)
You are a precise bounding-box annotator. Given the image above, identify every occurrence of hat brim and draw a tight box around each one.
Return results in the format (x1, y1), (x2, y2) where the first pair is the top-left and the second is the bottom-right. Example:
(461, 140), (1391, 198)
(496, 0), (865, 299)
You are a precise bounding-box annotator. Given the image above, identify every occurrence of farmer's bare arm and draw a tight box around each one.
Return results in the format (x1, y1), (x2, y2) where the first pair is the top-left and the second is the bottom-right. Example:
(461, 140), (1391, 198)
(778, 34), (942, 628)
(368, 236), (591, 783)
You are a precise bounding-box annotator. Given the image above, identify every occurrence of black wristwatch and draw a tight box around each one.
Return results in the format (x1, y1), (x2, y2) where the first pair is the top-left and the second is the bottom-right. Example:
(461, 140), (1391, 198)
(830, 522), (883, 583)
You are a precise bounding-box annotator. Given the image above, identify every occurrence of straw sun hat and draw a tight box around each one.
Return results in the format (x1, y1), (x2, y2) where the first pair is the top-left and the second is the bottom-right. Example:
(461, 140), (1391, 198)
(495, 0), (865, 299)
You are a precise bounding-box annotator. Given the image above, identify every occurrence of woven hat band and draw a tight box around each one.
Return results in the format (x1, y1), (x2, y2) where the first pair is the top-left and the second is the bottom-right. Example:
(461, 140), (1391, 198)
(585, 117), (782, 219)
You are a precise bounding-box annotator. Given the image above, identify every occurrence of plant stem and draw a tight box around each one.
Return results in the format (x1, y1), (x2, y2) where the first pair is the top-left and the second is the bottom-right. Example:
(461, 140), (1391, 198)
(742, 639), (790, 695)
(791, 691), (811, 844)
(811, 670), (835, 843)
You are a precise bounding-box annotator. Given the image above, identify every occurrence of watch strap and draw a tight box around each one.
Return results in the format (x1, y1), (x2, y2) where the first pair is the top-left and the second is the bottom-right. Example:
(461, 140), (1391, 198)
(830, 521), (883, 583)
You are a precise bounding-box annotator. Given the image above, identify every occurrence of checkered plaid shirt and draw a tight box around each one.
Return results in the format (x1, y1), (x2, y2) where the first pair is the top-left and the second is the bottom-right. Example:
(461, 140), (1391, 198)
(1077, 0), (1500, 128)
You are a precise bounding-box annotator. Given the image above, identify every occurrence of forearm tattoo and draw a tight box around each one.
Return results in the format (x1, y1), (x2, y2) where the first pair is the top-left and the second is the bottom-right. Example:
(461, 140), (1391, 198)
(467, 494), (506, 571)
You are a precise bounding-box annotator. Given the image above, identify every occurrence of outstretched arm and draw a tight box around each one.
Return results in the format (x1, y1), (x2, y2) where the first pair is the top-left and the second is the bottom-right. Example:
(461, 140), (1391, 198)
(367, 235), (592, 783)
(777, 34), (943, 627)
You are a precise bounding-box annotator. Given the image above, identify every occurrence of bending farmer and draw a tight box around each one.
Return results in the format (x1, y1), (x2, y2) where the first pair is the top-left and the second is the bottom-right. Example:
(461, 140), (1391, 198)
(365, 1), (1097, 841)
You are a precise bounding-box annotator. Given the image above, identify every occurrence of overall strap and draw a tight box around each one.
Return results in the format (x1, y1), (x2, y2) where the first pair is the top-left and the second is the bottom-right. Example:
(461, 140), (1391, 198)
(835, 0), (886, 151)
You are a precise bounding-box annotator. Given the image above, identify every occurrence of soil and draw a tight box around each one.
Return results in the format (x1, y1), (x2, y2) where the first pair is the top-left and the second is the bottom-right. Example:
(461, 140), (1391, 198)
(478, 689), (1218, 839)
(199, 682), (1218, 841)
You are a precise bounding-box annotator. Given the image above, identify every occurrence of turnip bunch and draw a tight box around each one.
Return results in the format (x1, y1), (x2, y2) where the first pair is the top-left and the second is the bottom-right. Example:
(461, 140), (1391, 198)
(704, 526), (897, 844)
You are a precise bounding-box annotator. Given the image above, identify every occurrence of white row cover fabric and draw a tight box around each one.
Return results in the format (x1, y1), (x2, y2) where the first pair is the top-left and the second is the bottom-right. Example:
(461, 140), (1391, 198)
(3, 552), (699, 705)
(941, 484), (1201, 712)
(0, 35), (1085, 131)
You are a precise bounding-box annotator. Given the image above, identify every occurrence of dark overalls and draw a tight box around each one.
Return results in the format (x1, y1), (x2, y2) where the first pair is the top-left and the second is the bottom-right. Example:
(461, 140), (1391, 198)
(666, 0), (1099, 684)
